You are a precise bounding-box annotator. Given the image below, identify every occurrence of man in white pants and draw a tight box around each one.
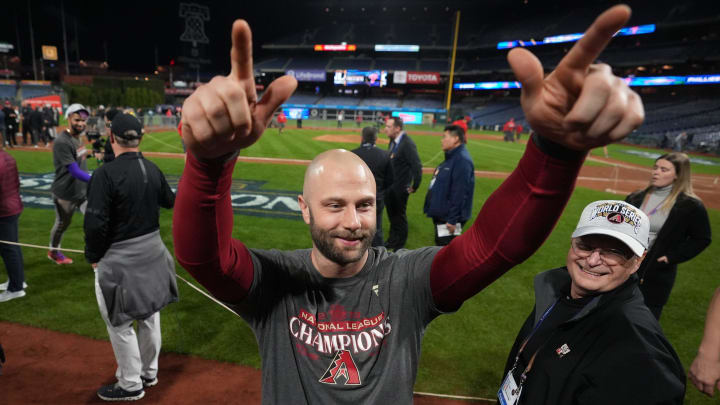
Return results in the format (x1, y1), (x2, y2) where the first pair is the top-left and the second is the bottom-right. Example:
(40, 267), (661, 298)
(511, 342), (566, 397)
(84, 113), (177, 401)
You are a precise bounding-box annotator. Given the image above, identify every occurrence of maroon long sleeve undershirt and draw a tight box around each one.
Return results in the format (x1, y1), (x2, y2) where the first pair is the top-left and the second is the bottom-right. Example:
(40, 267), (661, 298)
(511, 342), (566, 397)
(173, 139), (585, 308)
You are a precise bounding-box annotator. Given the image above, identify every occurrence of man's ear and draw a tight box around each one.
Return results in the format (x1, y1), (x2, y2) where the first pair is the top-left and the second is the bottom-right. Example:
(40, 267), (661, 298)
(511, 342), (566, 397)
(630, 251), (648, 275)
(298, 194), (311, 225)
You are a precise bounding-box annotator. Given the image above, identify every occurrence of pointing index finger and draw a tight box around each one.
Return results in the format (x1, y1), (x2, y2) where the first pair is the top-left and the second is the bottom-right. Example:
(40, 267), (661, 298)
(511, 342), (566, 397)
(229, 20), (255, 81)
(557, 5), (631, 74)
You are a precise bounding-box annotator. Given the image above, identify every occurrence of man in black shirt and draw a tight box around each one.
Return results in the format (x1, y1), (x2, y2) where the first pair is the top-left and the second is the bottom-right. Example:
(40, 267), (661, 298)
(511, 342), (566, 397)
(2, 101), (19, 148)
(351, 126), (394, 246)
(84, 113), (177, 402)
(29, 106), (44, 147)
(383, 117), (422, 251)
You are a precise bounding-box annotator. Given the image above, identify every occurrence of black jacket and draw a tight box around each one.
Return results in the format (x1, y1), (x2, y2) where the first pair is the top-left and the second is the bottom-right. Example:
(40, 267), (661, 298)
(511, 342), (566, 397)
(626, 190), (711, 306)
(29, 110), (44, 130)
(388, 132), (422, 193)
(3, 107), (18, 129)
(84, 152), (175, 263)
(504, 267), (685, 405)
(351, 143), (394, 201)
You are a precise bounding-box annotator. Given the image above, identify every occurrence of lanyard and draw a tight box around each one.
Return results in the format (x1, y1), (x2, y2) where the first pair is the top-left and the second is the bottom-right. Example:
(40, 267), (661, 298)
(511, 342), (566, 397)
(641, 194), (668, 217)
(508, 299), (559, 394)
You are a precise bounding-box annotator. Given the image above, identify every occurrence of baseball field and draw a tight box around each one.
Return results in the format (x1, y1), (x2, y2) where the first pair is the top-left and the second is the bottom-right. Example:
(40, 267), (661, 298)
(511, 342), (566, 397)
(1, 125), (719, 404)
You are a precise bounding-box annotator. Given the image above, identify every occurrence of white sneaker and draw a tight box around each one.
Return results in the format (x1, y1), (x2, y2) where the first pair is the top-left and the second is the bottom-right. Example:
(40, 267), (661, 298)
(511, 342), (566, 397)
(0, 290), (26, 302)
(0, 281), (27, 291)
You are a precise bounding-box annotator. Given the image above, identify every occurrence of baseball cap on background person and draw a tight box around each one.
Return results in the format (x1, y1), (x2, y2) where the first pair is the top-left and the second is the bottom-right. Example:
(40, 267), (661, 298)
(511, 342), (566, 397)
(105, 108), (120, 123)
(110, 113), (143, 140)
(571, 200), (649, 257)
(65, 103), (89, 119)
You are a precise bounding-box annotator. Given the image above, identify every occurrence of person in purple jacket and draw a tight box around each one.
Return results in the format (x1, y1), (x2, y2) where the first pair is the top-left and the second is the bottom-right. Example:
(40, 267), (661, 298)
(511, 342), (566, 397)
(48, 103), (92, 265)
(0, 149), (26, 302)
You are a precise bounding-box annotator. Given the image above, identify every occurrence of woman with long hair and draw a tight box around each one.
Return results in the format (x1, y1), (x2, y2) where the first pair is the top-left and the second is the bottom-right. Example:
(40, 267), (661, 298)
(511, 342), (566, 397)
(626, 152), (712, 319)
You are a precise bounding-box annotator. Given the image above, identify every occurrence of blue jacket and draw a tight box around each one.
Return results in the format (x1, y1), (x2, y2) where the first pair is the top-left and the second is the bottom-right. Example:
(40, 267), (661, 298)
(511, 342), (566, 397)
(423, 144), (474, 224)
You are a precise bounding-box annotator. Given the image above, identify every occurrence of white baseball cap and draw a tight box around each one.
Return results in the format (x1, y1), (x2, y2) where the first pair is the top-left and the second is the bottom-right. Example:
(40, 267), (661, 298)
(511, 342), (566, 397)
(571, 200), (649, 257)
(65, 103), (89, 118)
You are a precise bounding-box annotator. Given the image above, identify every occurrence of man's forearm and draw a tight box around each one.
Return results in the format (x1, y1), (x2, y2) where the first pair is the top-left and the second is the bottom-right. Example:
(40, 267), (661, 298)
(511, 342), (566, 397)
(172, 152), (254, 303)
(430, 135), (585, 311)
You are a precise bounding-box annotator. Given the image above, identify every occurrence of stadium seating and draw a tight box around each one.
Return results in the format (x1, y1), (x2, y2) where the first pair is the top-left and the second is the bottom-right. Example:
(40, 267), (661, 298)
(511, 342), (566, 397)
(316, 96), (361, 106)
(374, 58), (418, 71)
(20, 85), (54, 99)
(0, 84), (17, 100)
(255, 57), (290, 72)
(358, 97), (400, 108)
(327, 58), (373, 70)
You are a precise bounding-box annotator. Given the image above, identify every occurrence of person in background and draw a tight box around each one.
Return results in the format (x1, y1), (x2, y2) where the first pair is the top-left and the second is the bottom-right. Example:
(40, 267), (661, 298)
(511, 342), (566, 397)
(384, 116), (422, 251)
(101, 109), (120, 164)
(424, 125), (474, 246)
(625, 152), (711, 319)
(690, 286), (720, 397)
(2, 101), (19, 148)
(0, 149), (26, 302)
(515, 123), (524, 142)
(85, 113), (177, 401)
(48, 104), (91, 265)
(337, 110), (344, 128)
(501, 200), (685, 405)
(277, 110), (287, 134)
(351, 126), (394, 247)
(29, 105), (44, 147)
(21, 103), (32, 146)
(503, 117), (516, 142)
(451, 116), (469, 134)
(356, 113), (363, 128)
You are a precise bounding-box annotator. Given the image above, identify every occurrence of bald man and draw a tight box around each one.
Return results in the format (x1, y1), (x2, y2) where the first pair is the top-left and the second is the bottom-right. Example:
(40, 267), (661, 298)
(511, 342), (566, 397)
(174, 7), (644, 404)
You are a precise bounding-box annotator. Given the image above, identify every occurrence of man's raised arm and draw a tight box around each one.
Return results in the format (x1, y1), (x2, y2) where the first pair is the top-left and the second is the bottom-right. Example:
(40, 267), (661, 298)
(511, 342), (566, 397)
(172, 20), (297, 303)
(430, 5), (645, 311)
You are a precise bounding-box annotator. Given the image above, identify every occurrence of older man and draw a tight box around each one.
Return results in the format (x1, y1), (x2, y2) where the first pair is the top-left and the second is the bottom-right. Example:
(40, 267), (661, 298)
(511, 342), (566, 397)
(500, 200), (685, 405)
(174, 6), (644, 404)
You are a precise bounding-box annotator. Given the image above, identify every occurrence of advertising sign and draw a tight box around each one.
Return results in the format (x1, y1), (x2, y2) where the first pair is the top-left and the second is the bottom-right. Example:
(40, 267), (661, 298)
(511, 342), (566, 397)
(406, 71), (441, 84)
(286, 70), (326, 82)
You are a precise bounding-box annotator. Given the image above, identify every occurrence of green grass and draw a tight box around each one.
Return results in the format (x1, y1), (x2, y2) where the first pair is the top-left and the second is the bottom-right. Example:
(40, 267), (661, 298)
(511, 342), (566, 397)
(2, 130), (719, 404)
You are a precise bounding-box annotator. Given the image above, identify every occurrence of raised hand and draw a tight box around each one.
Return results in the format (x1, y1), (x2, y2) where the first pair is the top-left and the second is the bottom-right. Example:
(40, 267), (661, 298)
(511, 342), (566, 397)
(181, 20), (297, 159)
(508, 5), (644, 151)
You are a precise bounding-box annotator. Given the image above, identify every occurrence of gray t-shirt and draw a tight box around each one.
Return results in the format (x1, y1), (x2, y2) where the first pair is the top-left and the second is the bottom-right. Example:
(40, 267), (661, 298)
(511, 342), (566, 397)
(51, 130), (88, 201)
(236, 246), (443, 404)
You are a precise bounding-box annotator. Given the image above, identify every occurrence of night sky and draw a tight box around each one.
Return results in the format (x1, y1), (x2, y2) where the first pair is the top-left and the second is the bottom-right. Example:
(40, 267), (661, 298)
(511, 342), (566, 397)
(0, 1), (326, 76)
(1, 0), (705, 79)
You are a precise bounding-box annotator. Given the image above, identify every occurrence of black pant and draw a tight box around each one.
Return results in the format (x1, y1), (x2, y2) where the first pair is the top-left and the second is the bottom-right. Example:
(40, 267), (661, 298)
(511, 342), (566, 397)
(22, 122), (31, 144)
(372, 198), (385, 247)
(385, 189), (409, 250)
(0, 214), (24, 292)
(6, 125), (17, 146)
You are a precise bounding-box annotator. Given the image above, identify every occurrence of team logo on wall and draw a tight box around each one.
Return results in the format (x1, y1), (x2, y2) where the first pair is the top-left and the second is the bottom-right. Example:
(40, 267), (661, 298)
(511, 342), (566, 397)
(18, 173), (302, 220)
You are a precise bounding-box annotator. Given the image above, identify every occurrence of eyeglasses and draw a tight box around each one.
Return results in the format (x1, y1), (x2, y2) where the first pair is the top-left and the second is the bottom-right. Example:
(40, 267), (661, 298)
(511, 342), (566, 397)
(571, 238), (634, 265)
